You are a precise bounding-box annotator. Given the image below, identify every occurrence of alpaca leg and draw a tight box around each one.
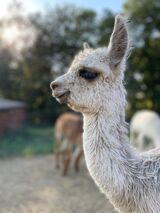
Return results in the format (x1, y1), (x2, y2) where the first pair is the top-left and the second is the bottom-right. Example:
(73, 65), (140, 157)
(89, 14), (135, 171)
(54, 138), (61, 169)
(60, 139), (71, 176)
(73, 145), (83, 172)
(62, 149), (71, 176)
(55, 151), (60, 169)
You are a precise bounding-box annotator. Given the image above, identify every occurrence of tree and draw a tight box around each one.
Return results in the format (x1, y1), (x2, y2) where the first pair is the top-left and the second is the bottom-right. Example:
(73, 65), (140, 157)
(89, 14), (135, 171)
(0, 1), (34, 100)
(123, 0), (160, 116)
(0, 4), (116, 123)
(10, 5), (97, 122)
(97, 10), (115, 46)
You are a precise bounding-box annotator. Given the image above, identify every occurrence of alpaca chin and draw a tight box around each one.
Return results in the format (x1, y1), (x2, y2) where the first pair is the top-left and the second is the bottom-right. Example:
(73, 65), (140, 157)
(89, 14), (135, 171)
(67, 103), (89, 114)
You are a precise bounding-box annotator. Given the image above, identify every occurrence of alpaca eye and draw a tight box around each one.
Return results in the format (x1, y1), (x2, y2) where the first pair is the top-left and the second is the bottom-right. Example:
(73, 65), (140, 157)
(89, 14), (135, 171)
(79, 69), (99, 81)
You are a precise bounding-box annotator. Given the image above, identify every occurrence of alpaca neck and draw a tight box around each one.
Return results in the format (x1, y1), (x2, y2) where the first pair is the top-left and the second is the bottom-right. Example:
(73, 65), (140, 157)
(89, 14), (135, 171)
(83, 111), (139, 200)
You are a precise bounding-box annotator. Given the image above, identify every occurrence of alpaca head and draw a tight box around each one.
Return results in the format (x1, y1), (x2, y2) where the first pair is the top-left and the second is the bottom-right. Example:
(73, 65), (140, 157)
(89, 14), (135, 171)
(51, 15), (130, 115)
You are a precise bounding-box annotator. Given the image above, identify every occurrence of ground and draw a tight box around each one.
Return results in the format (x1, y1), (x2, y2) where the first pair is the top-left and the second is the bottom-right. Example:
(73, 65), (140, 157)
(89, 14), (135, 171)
(0, 155), (116, 213)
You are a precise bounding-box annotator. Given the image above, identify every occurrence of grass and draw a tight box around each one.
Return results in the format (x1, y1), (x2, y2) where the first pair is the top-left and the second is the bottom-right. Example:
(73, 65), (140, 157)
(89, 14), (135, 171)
(0, 125), (54, 158)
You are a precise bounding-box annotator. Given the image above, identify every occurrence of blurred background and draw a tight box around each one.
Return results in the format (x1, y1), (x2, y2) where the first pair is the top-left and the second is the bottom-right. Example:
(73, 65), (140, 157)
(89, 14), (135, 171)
(0, 0), (159, 212)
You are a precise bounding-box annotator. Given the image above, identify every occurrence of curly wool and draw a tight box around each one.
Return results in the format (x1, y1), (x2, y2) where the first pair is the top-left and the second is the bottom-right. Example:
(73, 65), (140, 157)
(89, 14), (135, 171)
(51, 14), (160, 213)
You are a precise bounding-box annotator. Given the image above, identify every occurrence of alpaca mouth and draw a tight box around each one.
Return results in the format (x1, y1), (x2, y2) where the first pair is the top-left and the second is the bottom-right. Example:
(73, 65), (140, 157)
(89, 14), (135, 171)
(55, 91), (70, 104)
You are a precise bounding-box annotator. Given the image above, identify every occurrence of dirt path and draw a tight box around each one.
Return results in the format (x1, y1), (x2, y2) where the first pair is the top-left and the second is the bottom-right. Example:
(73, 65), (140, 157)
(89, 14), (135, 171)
(0, 155), (116, 213)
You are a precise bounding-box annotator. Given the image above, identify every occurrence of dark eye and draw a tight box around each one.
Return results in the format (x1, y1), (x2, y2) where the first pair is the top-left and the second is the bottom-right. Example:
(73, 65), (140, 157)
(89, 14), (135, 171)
(79, 69), (99, 81)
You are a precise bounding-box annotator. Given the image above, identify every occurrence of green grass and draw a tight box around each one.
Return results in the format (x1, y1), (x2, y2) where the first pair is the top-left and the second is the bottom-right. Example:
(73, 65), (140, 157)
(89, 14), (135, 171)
(0, 125), (54, 158)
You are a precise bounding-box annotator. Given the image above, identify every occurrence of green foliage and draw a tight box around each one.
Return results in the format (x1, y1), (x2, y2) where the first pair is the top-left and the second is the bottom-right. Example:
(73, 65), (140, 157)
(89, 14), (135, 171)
(124, 0), (160, 116)
(22, 6), (97, 122)
(0, 50), (12, 97)
(0, 4), (98, 123)
(97, 10), (115, 46)
(0, 125), (53, 158)
(0, 1), (159, 122)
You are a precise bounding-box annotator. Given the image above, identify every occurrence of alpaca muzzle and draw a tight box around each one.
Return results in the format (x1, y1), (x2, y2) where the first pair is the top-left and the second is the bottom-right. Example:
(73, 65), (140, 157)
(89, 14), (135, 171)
(50, 81), (70, 104)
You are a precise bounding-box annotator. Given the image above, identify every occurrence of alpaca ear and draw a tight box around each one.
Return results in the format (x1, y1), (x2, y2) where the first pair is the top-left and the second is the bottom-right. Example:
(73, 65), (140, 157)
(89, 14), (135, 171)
(83, 42), (90, 49)
(108, 14), (128, 69)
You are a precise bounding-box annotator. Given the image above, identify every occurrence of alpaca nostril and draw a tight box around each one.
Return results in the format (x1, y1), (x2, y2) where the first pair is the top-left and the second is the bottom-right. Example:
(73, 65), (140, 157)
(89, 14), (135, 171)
(50, 81), (61, 90)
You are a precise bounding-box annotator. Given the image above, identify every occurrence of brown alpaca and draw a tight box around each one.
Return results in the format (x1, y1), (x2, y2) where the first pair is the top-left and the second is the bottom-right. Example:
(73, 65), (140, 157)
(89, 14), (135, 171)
(54, 112), (83, 175)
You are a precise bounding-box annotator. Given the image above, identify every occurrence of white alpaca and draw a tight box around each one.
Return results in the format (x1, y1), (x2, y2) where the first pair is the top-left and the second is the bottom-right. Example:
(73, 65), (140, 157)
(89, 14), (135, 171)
(50, 15), (160, 213)
(130, 110), (160, 151)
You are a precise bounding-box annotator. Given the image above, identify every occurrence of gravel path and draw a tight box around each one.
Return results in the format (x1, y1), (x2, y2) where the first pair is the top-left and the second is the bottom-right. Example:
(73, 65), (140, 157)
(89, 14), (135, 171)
(0, 155), (116, 213)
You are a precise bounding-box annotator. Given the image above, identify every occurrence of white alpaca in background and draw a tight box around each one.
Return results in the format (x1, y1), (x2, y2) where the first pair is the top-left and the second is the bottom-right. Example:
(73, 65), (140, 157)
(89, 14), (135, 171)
(130, 110), (160, 151)
(50, 15), (160, 213)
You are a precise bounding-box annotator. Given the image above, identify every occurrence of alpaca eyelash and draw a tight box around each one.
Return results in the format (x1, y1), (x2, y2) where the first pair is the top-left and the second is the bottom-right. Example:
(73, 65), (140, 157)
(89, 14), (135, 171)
(79, 69), (99, 81)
